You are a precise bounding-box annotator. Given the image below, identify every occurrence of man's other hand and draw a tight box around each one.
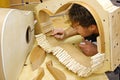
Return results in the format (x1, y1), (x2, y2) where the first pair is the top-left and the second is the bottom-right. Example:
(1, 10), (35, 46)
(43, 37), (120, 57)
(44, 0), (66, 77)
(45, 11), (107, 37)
(79, 40), (98, 56)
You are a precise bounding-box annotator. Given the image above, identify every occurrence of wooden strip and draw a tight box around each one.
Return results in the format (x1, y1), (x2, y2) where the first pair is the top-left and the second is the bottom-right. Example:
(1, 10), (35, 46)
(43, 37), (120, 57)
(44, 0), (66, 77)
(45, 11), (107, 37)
(33, 67), (44, 80)
(46, 60), (66, 80)
(97, 36), (102, 53)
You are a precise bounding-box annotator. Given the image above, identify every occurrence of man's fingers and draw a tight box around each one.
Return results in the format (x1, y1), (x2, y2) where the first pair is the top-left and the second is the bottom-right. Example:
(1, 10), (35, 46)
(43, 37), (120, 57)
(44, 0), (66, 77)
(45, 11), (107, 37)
(83, 40), (92, 45)
(51, 28), (64, 35)
(54, 34), (64, 39)
(79, 43), (86, 49)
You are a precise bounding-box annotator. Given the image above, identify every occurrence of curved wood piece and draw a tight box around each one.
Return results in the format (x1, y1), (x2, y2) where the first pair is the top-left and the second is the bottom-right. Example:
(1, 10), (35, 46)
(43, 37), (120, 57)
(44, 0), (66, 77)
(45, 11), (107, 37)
(33, 67), (44, 80)
(30, 45), (46, 70)
(46, 60), (66, 80)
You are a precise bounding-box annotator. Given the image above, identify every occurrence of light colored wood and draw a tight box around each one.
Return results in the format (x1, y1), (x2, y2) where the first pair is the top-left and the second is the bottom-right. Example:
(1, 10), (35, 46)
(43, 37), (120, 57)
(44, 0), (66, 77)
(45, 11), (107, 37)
(0, 0), (10, 7)
(97, 36), (102, 53)
(38, 10), (54, 33)
(10, 0), (40, 5)
(9, 0), (22, 5)
(10, 0), (40, 11)
(46, 60), (66, 80)
(29, 45), (46, 70)
(33, 67), (44, 80)
(25, 0), (40, 3)
(109, 9), (120, 70)
(40, 20), (54, 33)
(59, 43), (91, 67)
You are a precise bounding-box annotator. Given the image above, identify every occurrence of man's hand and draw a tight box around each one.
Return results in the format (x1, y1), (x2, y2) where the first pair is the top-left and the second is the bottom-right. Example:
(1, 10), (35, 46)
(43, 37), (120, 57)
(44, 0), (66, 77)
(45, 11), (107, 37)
(51, 28), (65, 39)
(79, 40), (98, 56)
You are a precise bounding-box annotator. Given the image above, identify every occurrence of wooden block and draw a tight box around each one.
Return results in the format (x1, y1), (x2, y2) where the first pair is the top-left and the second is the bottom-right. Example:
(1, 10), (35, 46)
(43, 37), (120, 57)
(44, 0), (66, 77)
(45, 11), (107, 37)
(29, 45), (46, 70)
(46, 60), (66, 80)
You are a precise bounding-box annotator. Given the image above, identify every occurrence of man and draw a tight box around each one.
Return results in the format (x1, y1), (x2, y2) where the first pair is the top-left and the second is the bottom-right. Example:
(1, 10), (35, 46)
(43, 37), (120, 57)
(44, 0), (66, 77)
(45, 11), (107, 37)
(52, 4), (99, 56)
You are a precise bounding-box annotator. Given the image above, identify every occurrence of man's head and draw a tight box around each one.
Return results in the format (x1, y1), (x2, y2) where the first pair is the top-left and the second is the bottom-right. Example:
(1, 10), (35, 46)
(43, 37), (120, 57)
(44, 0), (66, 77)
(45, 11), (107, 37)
(68, 4), (98, 37)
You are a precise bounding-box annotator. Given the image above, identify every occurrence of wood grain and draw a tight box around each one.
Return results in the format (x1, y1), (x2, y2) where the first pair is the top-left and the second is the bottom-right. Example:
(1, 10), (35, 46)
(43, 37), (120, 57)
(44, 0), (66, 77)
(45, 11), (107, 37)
(30, 45), (46, 70)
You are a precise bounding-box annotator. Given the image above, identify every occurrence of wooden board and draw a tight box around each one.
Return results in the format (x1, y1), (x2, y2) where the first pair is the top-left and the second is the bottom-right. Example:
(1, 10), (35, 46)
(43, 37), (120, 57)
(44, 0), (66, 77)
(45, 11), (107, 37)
(109, 8), (120, 70)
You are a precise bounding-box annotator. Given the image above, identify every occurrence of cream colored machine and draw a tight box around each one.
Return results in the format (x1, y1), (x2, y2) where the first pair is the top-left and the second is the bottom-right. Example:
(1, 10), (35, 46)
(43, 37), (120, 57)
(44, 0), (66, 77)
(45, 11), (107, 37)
(0, 9), (34, 80)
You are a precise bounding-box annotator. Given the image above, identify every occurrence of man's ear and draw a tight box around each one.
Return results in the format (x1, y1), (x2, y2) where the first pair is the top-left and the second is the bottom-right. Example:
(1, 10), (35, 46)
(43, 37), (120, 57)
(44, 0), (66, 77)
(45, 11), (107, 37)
(89, 25), (97, 31)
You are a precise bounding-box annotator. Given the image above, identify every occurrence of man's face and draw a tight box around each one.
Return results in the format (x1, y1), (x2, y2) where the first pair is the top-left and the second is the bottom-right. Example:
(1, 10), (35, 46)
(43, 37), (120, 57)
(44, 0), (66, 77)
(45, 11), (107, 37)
(72, 22), (93, 37)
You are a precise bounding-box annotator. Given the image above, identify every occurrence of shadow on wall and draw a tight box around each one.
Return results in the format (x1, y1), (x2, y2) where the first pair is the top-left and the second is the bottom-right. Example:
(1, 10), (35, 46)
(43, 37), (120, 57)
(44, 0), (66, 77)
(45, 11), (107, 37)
(110, 0), (120, 6)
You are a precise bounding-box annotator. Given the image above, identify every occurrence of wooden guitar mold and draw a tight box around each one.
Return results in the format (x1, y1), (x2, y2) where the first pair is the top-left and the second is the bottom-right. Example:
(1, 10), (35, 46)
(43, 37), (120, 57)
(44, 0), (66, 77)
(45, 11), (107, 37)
(17, 0), (120, 79)
(35, 33), (105, 77)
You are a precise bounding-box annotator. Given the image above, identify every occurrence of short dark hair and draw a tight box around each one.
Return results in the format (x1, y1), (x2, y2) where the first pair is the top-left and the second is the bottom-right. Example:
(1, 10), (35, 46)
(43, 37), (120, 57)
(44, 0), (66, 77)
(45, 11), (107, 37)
(68, 4), (96, 27)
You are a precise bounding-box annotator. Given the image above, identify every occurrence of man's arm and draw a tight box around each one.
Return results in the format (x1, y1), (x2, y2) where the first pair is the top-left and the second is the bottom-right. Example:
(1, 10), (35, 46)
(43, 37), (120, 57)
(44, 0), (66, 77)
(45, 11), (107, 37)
(64, 27), (77, 38)
(52, 27), (77, 39)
